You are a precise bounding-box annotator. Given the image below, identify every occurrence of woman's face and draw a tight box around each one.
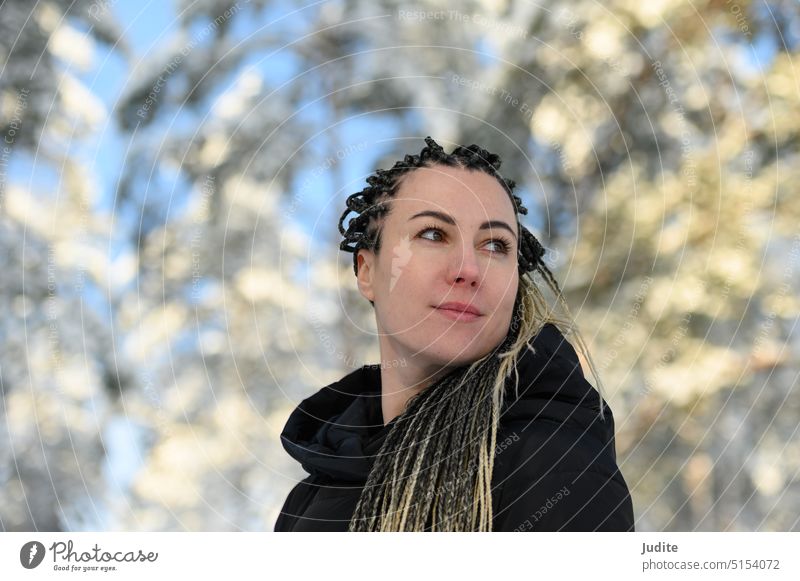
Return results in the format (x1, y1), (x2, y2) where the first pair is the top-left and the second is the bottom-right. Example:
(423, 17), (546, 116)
(356, 164), (520, 376)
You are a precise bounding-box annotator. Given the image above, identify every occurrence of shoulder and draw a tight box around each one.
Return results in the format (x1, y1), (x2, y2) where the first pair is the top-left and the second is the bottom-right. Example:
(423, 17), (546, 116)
(500, 324), (610, 446)
(494, 414), (619, 488)
(492, 417), (634, 531)
(491, 397), (634, 530)
(274, 475), (319, 532)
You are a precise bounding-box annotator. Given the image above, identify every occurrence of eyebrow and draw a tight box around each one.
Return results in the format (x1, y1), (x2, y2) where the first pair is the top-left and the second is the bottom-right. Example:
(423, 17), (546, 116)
(408, 210), (518, 240)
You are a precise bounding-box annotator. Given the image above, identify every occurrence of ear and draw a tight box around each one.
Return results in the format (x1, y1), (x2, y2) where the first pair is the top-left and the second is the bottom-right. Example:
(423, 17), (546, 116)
(356, 249), (376, 302)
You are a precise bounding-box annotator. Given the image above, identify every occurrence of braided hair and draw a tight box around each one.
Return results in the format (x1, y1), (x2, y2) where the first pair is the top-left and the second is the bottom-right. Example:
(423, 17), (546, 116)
(338, 137), (605, 531)
(338, 136), (544, 276)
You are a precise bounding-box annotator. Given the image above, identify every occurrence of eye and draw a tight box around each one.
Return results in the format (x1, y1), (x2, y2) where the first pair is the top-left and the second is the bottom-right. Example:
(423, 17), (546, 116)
(417, 224), (512, 255)
(417, 224), (446, 242)
(485, 238), (512, 254)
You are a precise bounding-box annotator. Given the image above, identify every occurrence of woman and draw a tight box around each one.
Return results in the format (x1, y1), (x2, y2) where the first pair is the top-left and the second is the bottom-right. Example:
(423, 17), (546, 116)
(274, 137), (635, 531)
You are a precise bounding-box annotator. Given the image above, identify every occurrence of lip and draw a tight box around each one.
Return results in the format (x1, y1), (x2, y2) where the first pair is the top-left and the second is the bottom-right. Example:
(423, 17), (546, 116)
(434, 302), (483, 322)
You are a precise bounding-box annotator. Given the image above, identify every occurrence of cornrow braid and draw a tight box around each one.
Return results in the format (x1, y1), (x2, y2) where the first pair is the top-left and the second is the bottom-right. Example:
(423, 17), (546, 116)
(338, 137), (606, 531)
(338, 137), (536, 276)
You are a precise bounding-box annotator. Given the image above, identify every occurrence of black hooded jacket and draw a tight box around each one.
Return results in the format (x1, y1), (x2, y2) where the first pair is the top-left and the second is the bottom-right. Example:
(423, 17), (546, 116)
(274, 324), (635, 531)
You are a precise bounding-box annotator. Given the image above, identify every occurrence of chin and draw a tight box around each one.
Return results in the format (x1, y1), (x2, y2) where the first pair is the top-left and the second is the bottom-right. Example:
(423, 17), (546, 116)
(424, 342), (491, 368)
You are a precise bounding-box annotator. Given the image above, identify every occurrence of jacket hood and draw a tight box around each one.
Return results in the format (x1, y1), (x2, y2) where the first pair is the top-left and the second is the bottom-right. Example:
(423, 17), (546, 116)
(280, 324), (614, 483)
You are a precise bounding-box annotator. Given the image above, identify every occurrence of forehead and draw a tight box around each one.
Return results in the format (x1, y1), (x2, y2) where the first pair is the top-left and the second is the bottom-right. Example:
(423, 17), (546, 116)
(391, 165), (516, 219)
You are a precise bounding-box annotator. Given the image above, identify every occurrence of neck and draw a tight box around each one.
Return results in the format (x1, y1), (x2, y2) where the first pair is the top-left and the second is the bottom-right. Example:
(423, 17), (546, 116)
(378, 353), (453, 426)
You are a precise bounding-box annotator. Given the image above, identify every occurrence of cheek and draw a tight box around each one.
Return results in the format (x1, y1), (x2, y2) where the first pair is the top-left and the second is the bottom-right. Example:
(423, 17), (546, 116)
(377, 262), (426, 313)
(495, 269), (519, 305)
(493, 274), (519, 323)
(386, 257), (426, 293)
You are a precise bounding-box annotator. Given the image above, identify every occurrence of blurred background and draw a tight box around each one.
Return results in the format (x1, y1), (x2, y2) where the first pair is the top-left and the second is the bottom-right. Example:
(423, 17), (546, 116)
(1, 0), (798, 531)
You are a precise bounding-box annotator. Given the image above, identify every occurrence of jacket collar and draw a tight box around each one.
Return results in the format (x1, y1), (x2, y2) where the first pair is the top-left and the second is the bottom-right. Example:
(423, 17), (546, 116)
(280, 324), (614, 482)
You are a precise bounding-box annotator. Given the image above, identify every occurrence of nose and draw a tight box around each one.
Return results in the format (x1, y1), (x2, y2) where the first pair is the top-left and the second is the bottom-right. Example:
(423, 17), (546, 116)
(448, 241), (480, 287)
